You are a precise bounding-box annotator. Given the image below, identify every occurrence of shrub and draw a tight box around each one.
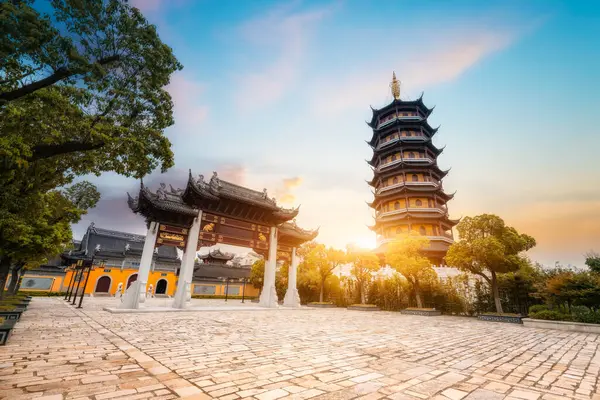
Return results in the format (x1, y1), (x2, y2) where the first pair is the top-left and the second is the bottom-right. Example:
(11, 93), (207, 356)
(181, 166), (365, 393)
(528, 304), (548, 314)
(571, 306), (600, 324)
(529, 309), (572, 321)
(17, 291), (67, 297)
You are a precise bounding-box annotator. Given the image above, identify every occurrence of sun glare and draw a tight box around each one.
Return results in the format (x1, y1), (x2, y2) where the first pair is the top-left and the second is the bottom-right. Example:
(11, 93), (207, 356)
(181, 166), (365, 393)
(351, 236), (377, 251)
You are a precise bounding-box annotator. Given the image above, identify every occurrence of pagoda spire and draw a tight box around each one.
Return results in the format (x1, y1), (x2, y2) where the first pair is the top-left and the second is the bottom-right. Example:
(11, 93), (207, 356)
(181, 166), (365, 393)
(390, 71), (401, 100)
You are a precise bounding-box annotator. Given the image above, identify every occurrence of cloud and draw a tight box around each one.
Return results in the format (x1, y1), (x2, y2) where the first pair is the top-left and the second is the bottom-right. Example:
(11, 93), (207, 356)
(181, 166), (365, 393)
(235, 2), (334, 111)
(165, 73), (208, 134)
(216, 164), (246, 185)
(129, 0), (187, 12)
(312, 29), (515, 114)
(274, 176), (303, 205)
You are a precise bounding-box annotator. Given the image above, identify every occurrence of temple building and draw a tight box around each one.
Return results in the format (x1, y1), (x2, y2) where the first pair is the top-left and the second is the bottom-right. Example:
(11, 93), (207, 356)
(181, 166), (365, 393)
(13, 223), (261, 298)
(367, 73), (458, 264)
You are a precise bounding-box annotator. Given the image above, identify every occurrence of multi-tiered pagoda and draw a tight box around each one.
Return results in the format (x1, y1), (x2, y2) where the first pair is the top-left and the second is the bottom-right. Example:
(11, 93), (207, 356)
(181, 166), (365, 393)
(367, 73), (458, 265)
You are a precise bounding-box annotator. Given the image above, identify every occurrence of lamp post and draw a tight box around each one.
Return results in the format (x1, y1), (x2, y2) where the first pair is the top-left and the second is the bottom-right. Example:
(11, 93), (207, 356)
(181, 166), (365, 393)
(64, 263), (78, 300)
(67, 260), (83, 302)
(76, 246), (102, 308)
(241, 278), (246, 303)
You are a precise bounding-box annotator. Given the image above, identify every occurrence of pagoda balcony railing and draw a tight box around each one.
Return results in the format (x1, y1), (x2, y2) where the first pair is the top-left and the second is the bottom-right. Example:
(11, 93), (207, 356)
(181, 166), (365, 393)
(404, 157), (434, 164)
(377, 157), (434, 171)
(377, 115), (423, 129)
(378, 234), (453, 246)
(377, 159), (402, 171)
(377, 135), (427, 150)
(376, 181), (439, 194)
(376, 207), (446, 218)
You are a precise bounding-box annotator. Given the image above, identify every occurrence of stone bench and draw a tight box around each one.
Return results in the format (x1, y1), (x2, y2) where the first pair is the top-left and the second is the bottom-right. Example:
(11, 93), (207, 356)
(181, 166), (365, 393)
(0, 318), (17, 345)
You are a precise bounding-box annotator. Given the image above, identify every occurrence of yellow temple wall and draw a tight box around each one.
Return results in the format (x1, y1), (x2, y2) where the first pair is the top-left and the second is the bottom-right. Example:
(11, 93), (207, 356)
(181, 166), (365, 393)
(14, 267), (259, 298)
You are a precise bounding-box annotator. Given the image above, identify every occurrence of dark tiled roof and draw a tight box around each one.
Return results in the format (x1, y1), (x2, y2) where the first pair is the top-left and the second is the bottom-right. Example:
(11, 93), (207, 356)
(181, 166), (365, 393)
(128, 182), (198, 217)
(198, 248), (234, 261)
(69, 223), (179, 261)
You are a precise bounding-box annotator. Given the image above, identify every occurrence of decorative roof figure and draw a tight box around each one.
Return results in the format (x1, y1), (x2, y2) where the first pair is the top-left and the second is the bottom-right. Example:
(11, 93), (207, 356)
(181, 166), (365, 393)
(390, 71), (401, 100)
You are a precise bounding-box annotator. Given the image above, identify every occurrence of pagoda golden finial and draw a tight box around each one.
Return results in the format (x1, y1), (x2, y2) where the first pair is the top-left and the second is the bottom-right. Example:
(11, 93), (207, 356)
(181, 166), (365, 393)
(390, 71), (401, 100)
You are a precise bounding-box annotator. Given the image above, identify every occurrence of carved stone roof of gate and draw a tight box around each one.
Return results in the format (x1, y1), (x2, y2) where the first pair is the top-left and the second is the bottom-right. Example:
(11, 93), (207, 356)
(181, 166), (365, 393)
(187, 171), (299, 220)
(278, 219), (319, 242)
(128, 181), (198, 217)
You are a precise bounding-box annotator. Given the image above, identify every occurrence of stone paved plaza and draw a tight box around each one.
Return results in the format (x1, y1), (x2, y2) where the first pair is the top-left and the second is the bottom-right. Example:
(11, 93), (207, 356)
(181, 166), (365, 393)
(1, 298), (599, 400)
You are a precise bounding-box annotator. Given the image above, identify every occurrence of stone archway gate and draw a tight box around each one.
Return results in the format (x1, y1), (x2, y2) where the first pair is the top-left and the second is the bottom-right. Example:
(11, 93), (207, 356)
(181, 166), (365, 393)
(120, 171), (317, 309)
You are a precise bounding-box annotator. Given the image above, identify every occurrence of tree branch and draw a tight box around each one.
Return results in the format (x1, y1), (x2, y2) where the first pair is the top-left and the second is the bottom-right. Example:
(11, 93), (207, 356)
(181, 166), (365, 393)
(30, 140), (106, 162)
(0, 55), (120, 102)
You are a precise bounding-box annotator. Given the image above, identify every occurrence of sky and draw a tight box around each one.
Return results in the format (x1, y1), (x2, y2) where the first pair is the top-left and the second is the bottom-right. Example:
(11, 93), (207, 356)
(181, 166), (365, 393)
(71, 0), (600, 267)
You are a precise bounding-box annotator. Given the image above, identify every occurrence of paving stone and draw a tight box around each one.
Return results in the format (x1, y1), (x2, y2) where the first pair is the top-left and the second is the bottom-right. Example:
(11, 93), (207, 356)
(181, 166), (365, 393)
(0, 298), (594, 400)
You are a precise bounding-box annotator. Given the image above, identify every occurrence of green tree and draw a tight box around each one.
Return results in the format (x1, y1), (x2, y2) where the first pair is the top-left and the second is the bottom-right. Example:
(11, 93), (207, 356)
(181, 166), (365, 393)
(0, 181), (99, 298)
(385, 234), (434, 308)
(585, 251), (600, 274)
(1, 0), (181, 231)
(303, 244), (346, 302)
(250, 259), (265, 290)
(446, 214), (536, 314)
(348, 251), (380, 304)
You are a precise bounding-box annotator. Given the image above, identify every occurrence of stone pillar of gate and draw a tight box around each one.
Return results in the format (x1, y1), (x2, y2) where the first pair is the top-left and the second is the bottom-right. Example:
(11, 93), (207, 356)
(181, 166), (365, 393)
(283, 247), (301, 307)
(259, 226), (279, 308)
(119, 221), (158, 309)
(172, 210), (202, 309)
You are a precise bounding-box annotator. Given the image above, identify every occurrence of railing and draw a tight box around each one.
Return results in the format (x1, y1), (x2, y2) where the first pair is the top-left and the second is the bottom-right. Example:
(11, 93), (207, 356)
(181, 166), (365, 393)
(377, 207), (446, 218)
(377, 135), (426, 149)
(377, 137), (399, 149)
(376, 181), (439, 194)
(403, 157), (433, 163)
(376, 159), (402, 171)
(377, 233), (453, 246)
(377, 115), (423, 129)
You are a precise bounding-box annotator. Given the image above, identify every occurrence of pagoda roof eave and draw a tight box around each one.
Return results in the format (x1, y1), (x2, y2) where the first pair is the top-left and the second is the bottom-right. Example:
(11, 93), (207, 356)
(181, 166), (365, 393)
(369, 96), (433, 125)
(368, 140), (443, 164)
(278, 220), (319, 243)
(371, 186), (455, 202)
(372, 164), (450, 180)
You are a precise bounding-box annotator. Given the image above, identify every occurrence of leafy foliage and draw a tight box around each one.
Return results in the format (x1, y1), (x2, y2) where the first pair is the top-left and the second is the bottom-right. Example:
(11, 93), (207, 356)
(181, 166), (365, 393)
(385, 233), (434, 308)
(348, 251), (379, 304)
(446, 214), (535, 313)
(301, 244), (346, 302)
(1, 0), (181, 176)
(585, 251), (600, 274)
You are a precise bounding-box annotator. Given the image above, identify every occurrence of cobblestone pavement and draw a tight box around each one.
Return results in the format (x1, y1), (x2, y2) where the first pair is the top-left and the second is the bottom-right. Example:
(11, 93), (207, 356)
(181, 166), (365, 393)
(1, 298), (599, 400)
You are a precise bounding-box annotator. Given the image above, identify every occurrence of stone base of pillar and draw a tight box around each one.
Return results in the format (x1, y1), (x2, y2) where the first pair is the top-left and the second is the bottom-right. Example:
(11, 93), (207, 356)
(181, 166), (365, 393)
(259, 285), (279, 308)
(172, 281), (191, 309)
(283, 288), (301, 308)
(118, 281), (144, 309)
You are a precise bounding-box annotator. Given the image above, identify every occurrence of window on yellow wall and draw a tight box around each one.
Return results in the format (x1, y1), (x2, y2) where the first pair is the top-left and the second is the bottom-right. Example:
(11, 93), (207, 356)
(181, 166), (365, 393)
(396, 227), (402, 234)
(408, 152), (415, 159)
(392, 176), (398, 184)
(419, 226), (427, 236)
(412, 174), (418, 182)
(394, 201), (400, 210)
(415, 199), (423, 207)
(391, 154), (397, 161)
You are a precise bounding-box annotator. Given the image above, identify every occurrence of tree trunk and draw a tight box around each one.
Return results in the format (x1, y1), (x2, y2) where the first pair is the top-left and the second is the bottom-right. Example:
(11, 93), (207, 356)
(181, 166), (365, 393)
(0, 257), (12, 300)
(491, 270), (503, 313)
(14, 268), (24, 294)
(414, 279), (423, 308)
(319, 282), (324, 302)
(7, 267), (19, 295)
(360, 281), (366, 304)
